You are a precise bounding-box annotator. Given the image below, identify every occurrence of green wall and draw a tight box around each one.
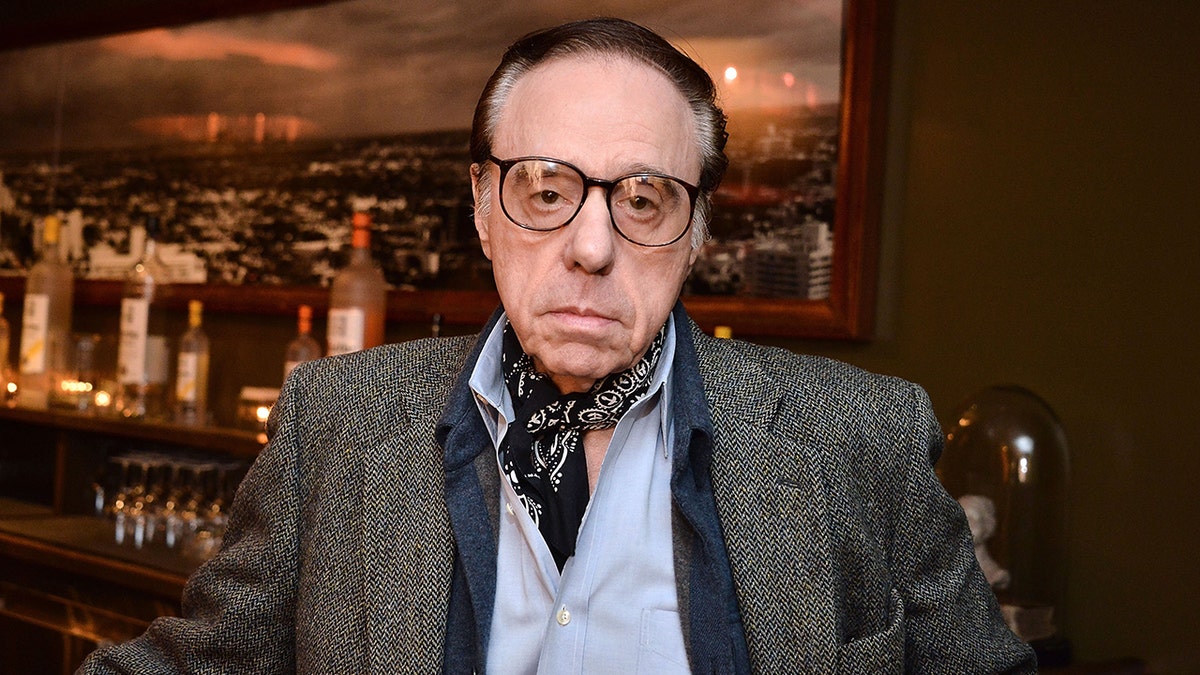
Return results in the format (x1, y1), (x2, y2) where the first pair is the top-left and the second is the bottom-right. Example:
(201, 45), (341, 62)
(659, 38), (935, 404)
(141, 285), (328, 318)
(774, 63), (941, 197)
(768, 2), (1199, 670)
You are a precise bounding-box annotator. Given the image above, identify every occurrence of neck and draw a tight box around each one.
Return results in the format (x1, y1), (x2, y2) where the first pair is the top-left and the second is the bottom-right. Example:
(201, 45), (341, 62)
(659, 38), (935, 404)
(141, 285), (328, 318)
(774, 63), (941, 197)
(546, 372), (595, 394)
(583, 427), (615, 493)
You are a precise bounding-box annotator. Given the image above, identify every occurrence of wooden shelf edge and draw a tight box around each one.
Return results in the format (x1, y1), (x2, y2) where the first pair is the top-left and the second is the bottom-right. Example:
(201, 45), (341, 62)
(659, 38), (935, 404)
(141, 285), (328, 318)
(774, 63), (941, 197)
(0, 529), (189, 601)
(0, 276), (499, 327)
(0, 276), (869, 339)
(0, 404), (265, 458)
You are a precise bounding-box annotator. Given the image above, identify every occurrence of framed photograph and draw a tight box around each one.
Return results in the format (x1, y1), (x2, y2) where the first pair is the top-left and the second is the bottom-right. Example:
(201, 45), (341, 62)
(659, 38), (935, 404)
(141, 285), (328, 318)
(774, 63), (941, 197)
(0, 0), (890, 339)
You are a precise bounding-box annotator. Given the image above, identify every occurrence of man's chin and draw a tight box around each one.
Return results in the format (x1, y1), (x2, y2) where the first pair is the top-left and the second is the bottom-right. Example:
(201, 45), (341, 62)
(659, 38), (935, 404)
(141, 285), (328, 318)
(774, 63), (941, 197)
(534, 343), (632, 391)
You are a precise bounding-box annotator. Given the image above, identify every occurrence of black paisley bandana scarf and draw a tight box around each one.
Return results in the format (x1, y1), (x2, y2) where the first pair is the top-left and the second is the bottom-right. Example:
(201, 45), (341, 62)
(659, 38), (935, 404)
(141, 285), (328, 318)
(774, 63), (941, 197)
(499, 320), (667, 571)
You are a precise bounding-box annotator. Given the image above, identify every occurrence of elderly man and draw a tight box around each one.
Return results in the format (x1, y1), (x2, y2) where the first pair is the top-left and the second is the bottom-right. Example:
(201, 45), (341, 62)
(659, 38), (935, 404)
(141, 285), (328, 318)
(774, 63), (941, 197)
(80, 17), (1034, 674)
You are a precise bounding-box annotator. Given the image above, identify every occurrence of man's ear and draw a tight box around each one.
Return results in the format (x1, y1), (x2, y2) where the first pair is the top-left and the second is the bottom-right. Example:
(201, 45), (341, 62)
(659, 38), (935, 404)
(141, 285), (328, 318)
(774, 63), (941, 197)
(471, 165), (494, 261)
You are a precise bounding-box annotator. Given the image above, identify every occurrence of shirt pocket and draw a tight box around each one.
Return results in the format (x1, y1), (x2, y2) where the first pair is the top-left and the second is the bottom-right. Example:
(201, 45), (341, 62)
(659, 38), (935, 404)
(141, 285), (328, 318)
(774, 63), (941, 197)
(636, 608), (690, 674)
(836, 587), (905, 674)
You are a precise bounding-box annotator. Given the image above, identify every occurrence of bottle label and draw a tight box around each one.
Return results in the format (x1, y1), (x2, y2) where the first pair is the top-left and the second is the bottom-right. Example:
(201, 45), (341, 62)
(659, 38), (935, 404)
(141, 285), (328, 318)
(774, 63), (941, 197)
(327, 307), (366, 356)
(117, 298), (150, 384)
(176, 352), (199, 402)
(146, 335), (169, 385)
(19, 293), (50, 374)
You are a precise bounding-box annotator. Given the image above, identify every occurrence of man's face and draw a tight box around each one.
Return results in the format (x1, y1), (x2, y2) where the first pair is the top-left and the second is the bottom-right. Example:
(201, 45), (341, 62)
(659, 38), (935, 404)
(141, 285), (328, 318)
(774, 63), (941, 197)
(473, 55), (701, 393)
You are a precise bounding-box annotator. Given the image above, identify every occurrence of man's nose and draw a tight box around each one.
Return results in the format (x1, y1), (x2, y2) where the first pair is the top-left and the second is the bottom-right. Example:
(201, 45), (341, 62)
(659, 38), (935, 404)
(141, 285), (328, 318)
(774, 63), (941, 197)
(562, 186), (616, 274)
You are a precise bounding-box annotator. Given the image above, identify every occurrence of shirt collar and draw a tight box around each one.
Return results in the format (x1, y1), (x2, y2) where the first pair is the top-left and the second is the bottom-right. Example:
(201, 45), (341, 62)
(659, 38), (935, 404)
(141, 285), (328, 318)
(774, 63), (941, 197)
(468, 313), (512, 422)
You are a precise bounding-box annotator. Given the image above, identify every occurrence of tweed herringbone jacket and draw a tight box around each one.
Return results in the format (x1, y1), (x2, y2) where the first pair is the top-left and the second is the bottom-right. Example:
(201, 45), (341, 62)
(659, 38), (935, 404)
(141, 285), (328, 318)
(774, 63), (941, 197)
(80, 306), (1035, 674)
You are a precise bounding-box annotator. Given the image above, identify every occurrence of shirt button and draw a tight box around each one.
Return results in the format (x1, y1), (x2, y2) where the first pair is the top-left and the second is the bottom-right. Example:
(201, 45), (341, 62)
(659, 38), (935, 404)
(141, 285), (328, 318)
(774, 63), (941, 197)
(505, 501), (515, 516)
(556, 606), (571, 626)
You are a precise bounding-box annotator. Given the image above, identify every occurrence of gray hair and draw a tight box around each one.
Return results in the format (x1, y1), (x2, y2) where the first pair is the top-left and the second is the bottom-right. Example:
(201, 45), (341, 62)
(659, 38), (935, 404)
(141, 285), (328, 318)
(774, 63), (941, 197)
(470, 17), (728, 249)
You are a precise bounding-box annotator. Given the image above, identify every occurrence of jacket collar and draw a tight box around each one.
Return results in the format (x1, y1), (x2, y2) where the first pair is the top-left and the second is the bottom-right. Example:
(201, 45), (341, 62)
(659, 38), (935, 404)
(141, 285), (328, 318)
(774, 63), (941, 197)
(437, 304), (506, 471)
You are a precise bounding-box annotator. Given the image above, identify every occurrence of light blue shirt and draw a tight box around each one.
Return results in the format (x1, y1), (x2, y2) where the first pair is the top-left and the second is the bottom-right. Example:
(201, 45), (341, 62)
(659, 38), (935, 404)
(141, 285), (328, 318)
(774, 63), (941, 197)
(469, 314), (689, 674)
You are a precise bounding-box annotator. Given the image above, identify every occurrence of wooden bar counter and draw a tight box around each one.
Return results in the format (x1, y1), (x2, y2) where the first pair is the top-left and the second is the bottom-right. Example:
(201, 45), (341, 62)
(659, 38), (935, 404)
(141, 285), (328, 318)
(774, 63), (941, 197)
(0, 404), (263, 674)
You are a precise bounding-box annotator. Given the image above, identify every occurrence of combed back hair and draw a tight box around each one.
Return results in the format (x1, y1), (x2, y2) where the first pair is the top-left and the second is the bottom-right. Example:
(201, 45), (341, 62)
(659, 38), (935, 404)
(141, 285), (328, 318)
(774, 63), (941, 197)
(470, 17), (729, 248)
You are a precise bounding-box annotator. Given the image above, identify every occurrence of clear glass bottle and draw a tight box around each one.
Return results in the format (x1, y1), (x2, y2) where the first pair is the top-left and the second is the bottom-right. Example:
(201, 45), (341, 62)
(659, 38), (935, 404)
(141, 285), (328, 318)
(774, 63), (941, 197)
(283, 304), (322, 381)
(18, 214), (74, 409)
(327, 212), (386, 356)
(174, 299), (210, 425)
(116, 216), (172, 420)
(0, 291), (13, 401)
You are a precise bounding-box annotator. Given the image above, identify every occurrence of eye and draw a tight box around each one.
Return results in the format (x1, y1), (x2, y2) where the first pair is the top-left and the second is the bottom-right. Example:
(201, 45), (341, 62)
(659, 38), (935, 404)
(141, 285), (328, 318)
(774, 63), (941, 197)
(626, 195), (654, 211)
(538, 190), (563, 205)
(614, 176), (673, 217)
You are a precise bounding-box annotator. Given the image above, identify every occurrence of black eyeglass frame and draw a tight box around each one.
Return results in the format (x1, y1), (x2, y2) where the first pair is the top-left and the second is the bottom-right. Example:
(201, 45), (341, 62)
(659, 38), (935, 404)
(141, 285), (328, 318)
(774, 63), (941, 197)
(486, 154), (701, 248)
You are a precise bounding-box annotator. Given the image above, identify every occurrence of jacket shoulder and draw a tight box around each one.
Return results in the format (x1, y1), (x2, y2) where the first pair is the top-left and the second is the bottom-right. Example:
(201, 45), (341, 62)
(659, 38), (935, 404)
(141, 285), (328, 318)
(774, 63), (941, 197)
(269, 336), (478, 451)
(690, 326), (941, 500)
(284, 336), (476, 407)
(692, 328), (921, 424)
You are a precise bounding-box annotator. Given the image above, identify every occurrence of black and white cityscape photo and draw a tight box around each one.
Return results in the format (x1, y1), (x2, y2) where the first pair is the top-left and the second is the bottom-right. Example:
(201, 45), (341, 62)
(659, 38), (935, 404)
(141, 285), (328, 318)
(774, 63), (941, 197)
(0, 0), (843, 300)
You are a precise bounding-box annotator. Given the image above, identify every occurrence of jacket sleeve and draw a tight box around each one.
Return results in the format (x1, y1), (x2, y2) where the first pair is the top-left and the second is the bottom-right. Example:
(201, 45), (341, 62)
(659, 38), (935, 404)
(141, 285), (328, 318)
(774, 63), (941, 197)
(76, 373), (307, 674)
(892, 383), (1036, 674)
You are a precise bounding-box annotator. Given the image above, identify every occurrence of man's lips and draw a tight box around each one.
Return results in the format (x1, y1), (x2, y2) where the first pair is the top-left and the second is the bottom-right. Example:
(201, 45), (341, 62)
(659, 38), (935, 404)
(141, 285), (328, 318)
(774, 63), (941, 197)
(544, 307), (619, 330)
(550, 305), (610, 318)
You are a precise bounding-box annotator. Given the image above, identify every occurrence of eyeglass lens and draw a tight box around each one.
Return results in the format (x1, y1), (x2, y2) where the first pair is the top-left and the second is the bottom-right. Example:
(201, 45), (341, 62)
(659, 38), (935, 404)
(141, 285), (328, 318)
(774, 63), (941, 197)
(501, 159), (691, 246)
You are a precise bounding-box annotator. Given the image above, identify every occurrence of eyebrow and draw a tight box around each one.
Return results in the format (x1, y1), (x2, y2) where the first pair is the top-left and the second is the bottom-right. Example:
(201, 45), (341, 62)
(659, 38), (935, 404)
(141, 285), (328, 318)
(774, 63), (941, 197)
(612, 161), (676, 177)
(575, 161), (689, 185)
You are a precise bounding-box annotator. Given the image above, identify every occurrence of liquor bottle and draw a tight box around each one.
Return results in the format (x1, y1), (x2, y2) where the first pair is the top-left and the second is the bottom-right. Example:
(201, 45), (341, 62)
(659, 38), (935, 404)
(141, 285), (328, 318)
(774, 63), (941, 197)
(283, 304), (322, 381)
(18, 215), (74, 408)
(327, 212), (386, 356)
(116, 216), (171, 419)
(174, 299), (210, 425)
(0, 292), (9, 363)
(0, 292), (12, 399)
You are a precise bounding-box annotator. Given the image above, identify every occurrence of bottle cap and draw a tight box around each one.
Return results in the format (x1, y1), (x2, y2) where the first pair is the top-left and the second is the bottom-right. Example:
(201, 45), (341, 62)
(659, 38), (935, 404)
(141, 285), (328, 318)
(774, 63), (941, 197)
(43, 215), (61, 244)
(188, 299), (203, 327)
(351, 223), (371, 249)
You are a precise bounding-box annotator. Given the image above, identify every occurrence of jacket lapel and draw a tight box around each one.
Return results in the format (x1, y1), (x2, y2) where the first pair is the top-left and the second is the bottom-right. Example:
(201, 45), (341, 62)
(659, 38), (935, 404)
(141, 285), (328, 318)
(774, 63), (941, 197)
(363, 414), (456, 672)
(689, 322), (841, 671)
(362, 337), (480, 674)
(435, 308), (507, 666)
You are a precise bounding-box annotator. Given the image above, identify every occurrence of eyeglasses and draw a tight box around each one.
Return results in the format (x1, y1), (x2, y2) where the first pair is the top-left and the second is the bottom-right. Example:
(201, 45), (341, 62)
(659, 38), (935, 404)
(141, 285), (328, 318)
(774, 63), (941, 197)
(487, 155), (700, 247)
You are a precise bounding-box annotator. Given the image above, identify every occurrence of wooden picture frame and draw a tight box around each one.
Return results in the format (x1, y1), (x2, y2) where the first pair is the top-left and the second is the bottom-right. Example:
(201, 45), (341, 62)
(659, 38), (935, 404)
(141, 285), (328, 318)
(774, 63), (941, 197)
(687, 0), (891, 339)
(0, 0), (891, 340)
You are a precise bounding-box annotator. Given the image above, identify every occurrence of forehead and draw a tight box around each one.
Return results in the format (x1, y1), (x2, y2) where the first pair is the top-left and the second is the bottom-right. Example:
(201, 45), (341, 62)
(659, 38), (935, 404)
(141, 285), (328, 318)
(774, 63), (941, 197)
(494, 55), (700, 180)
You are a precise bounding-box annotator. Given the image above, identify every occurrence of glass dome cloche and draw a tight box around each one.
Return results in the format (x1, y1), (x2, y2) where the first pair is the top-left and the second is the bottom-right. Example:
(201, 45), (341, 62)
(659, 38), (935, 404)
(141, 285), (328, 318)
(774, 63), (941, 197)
(938, 385), (1072, 666)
